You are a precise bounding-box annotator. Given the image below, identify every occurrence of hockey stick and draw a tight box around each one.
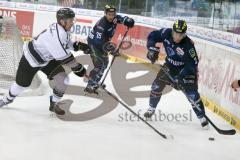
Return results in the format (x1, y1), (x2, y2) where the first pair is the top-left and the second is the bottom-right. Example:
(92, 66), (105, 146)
(100, 27), (130, 87)
(83, 73), (171, 139)
(100, 86), (172, 139)
(159, 65), (236, 135)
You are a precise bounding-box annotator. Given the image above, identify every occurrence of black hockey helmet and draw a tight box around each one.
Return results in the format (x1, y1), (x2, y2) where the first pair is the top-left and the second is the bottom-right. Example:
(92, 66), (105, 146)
(104, 5), (116, 14)
(56, 8), (75, 23)
(173, 20), (187, 33)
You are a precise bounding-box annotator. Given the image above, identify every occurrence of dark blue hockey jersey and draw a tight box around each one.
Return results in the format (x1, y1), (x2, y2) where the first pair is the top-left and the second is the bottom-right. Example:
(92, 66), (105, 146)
(147, 28), (199, 77)
(87, 15), (125, 51)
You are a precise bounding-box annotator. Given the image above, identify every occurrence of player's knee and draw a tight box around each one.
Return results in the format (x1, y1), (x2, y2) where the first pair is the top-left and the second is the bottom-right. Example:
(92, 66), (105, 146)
(63, 74), (69, 84)
(183, 83), (198, 91)
(50, 72), (68, 94)
(151, 81), (165, 92)
(55, 72), (68, 81)
(151, 83), (159, 91)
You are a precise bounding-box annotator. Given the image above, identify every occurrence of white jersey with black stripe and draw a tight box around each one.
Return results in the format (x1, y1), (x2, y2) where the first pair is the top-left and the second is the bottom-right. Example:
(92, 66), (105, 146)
(23, 23), (74, 67)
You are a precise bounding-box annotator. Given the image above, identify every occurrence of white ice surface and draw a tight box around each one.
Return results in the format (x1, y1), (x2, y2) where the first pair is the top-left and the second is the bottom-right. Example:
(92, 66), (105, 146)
(0, 58), (239, 160)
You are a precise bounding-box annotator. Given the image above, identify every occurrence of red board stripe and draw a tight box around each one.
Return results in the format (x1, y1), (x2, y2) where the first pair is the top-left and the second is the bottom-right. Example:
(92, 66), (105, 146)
(76, 18), (92, 23)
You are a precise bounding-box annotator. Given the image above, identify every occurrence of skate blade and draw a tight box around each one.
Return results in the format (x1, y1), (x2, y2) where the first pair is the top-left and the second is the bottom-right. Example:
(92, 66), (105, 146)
(49, 112), (65, 118)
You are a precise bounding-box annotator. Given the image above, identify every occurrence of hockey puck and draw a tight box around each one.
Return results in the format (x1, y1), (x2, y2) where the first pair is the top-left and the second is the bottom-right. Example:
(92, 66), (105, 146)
(208, 137), (215, 141)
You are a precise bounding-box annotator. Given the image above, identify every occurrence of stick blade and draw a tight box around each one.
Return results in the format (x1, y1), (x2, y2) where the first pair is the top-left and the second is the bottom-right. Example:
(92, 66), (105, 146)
(217, 129), (236, 135)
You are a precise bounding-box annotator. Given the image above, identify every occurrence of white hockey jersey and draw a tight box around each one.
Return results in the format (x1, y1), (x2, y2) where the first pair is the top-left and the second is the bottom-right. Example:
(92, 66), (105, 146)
(23, 23), (74, 67)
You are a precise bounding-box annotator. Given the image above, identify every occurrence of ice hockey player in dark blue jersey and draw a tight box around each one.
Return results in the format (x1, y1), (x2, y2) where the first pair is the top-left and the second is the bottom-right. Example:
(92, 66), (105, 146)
(144, 20), (209, 129)
(84, 5), (134, 94)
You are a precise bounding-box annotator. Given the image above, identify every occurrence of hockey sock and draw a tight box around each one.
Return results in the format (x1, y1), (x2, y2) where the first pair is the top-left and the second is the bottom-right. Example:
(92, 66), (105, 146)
(7, 82), (26, 101)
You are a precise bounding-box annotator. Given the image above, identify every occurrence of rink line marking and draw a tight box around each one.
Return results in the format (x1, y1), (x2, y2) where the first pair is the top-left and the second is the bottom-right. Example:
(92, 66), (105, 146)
(120, 53), (240, 131)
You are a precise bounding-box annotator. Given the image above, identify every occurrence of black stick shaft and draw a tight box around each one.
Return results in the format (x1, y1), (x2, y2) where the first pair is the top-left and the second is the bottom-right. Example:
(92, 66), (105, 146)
(100, 27), (129, 86)
(102, 88), (168, 139)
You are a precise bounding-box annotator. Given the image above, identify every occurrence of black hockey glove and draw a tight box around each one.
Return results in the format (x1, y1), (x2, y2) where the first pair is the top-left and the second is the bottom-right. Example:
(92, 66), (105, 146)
(73, 41), (92, 54)
(147, 47), (160, 64)
(72, 63), (86, 77)
(123, 17), (135, 28)
(103, 42), (119, 56)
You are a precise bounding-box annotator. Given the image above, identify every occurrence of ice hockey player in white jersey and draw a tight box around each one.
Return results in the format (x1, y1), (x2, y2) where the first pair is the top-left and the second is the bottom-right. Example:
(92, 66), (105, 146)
(0, 8), (88, 115)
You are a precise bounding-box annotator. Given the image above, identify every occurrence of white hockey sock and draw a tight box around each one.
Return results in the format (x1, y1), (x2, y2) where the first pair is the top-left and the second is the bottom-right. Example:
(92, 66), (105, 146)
(6, 82), (26, 101)
(51, 94), (62, 103)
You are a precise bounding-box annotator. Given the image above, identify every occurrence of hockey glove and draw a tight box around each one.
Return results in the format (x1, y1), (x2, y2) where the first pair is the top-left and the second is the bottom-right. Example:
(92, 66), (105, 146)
(147, 47), (160, 64)
(73, 41), (92, 54)
(103, 42), (119, 56)
(123, 17), (135, 28)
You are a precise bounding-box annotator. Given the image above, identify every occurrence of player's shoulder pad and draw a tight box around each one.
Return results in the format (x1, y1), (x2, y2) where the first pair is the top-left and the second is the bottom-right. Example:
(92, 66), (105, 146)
(95, 17), (106, 31)
(49, 23), (57, 31)
(185, 35), (194, 44)
(159, 28), (172, 37)
(182, 36), (197, 61)
(160, 28), (172, 33)
(182, 36), (195, 48)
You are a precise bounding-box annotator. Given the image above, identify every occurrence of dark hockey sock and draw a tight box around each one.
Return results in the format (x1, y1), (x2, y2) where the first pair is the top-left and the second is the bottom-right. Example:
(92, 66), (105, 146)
(149, 91), (162, 109)
(191, 99), (205, 119)
(185, 90), (205, 119)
